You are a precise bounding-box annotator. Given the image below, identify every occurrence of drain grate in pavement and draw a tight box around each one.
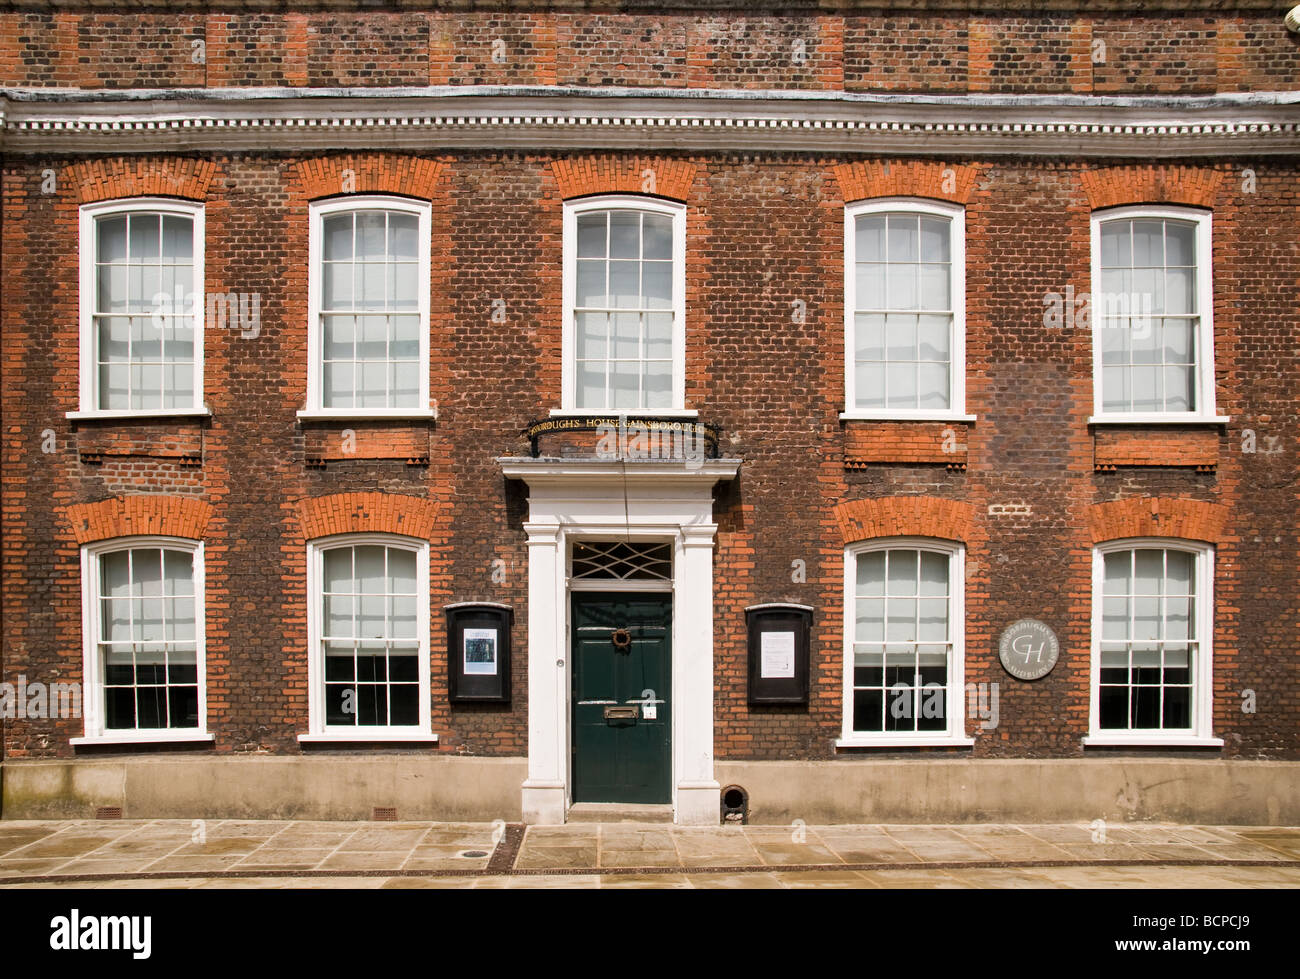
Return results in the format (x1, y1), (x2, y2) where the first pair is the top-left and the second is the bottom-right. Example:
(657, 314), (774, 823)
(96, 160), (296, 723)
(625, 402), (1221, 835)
(486, 823), (526, 873)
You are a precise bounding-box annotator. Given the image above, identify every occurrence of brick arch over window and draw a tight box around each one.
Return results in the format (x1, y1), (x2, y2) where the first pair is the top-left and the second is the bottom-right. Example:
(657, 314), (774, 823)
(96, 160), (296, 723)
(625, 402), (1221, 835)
(834, 496), (975, 545)
(65, 495), (214, 545)
(1089, 497), (1229, 545)
(1080, 166), (1222, 210)
(293, 154), (444, 202)
(66, 158), (216, 204)
(832, 161), (981, 205)
(549, 157), (697, 202)
(297, 492), (439, 541)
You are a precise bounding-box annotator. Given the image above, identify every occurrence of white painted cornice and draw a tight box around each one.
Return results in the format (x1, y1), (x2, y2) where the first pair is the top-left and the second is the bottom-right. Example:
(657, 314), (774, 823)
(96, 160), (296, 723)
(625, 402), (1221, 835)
(499, 456), (742, 485)
(2, 87), (1298, 156)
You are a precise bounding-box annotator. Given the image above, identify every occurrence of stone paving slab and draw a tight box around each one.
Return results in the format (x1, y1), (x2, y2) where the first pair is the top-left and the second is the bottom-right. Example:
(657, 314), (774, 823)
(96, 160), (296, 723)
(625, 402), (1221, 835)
(0, 819), (1296, 888)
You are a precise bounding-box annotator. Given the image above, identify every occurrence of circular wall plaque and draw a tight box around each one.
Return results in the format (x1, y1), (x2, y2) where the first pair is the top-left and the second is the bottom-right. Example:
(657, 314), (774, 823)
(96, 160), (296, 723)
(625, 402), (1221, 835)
(998, 619), (1060, 680)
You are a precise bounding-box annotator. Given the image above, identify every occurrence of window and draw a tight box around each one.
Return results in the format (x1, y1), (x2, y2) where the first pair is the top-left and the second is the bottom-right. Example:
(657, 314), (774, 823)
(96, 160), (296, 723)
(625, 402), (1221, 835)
(78, 539), (209, 743)
(1088, 541), (1219, 746)
(1091, 207), (1216, 421)
(561, 196), (686, 413)
(844, 199), (967, 419)
(841, 540), (971, 746)
(305, 536), (432, 740)
(304, 196), (432, 417)
(77, 199), (205, 416)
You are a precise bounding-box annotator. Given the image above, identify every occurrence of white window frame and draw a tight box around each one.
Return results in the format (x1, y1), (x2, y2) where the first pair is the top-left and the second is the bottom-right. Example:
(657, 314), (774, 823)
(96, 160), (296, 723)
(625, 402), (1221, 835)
(838, 537), (974, 747)
(556, 194), (691, 417)
(1085, 537), (1221, 747)
(300, 533), (435, 742)
(841, 198), (972, 422)
(1089, 206), (1226, 424)
(73, 536), (213, 745)
(71, 198), (208, 420)
(299, 195), (435, 420)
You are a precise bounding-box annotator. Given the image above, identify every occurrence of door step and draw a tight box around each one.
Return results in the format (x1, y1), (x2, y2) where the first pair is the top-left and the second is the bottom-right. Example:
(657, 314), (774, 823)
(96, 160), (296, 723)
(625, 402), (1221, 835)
(567, 803), (674, 824)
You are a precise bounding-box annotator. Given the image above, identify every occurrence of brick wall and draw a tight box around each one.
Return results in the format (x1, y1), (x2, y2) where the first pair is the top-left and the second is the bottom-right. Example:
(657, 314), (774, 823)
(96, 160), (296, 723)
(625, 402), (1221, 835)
(1, 9), (1297, 92)
(2, 6), (1298, 766)
(3, 149), (1298, 761)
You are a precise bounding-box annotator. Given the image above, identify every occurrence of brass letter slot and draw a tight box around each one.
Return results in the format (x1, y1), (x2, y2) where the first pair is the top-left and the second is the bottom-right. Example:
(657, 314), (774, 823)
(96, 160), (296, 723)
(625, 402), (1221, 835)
(603, 705), (638, 721)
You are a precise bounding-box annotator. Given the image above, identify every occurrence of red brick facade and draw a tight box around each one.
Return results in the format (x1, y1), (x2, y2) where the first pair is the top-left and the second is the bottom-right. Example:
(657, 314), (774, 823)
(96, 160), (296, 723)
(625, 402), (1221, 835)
(2, 3), (1298, 781)
(3, 9), (1298, 93)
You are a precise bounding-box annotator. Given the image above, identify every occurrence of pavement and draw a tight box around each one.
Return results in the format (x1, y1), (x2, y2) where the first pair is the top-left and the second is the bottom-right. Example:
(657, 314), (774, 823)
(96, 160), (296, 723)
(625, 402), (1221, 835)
(1, 819), (1297, 889)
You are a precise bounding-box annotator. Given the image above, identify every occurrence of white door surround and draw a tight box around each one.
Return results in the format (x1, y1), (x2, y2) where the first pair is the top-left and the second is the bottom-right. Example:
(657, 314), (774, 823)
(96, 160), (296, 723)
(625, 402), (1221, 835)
(498, 458), (741, 825)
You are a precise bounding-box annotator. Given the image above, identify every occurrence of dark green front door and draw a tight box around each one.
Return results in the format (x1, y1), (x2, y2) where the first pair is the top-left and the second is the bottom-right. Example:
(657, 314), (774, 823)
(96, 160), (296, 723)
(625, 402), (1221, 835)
(571, 592), (672, 804)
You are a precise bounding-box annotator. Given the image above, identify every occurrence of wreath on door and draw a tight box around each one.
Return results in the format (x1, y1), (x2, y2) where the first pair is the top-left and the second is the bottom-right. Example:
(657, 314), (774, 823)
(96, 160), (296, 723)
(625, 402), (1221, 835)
(610, 628), (633, 650)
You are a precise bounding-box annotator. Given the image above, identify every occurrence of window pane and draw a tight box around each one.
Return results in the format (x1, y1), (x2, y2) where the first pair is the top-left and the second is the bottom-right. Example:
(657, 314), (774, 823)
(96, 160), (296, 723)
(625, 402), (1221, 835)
(99, 364), (130, 410)
(854, 649), (884, 688)
(356, 212), (386, 260)
(856, 551), (886, 594)
(1165, 222), (1195, 266)
(390, 363), (419, 407)
(612, 311), (640, 360)
(326, 595), (354, 637)
(856, 599), (885, 643)
(577, 362), (605, 409)
(391, 263), (419, 310)
(162, 216), (193, 261)
(576, 213), (607, 258)
(358, 261), (386, 309)
(645, 313), (673, 361)
(917, 599), (947, 641)
(642, 215), (672, 260)
(98, 216), (128, 263)
(856, 216), (886, 262)
(1164, 267), (1194, 315)
(389, 214), (418, 261)
(885, 362), (916, 409)
(919, 218), (950, 263)
(1164, 366), (1192, 412)
(887, 216), (918, 262)
(323, 363), (353, 409)
(642, 262), (672, 309)
(1100, 222), (1128, 268)
(887, 263), (917, 310)
(576, 260), (607, 307)
(919, 553), (947, 595)
(918, 265), (949, 311)
(609, 261), (640, 309)
(854, 363), (884, 409)
(576, 312), (608, 361)
(129, 214), (161, 260)
(917, 364), (949, 410)
(886, 551), (918, 595)
(885, 313), (916, 362)
(917, 314), (950, 361)
(324, 214), (353, 261)
(609, 360), (640, 410)
(609, 211), (640, 259)
(390, 314), (419, 360)
(644, 361), (672, 411)
(1131, 221), (1163, 267)
(855, 313), (885, 361)
(357, 362), (387, 407)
